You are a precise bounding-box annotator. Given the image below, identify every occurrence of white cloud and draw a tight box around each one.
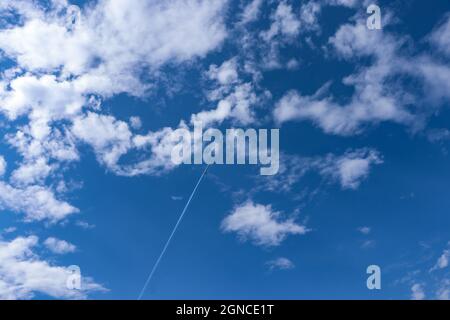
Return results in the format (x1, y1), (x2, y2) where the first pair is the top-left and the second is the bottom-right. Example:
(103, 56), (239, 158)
(357, 226), (371, 235)
(0, 182), (78, 222)
(221, 201), (308, 247)
(273, 20), (438, 135)
(11, 157), (53, 186)
(90, 0), (228, 73)
(44, 237), (76, 254)
(75, 221), (95, 230)
(427, 128), (450, 143)
(192, 59), (262, 127)
(411, 283), (426, 300)
(437, 279), (450, 300)
(6, 127), (79, 163)
(298, 0), (360, 32)
(0, 74), (85, 123)
(329, 23), (387, 58)
(250, 0), (301, 70)
(361, 239), (376, 249)
(0, 156), (6, 177)
(207, 59), (239, 86)
(258, 154), (312, 193)
(325, 149), (383, 190)
(192, 83), (259, 126)
(261, 1), (300, 42)
(430, 14), (450, 57)
(273, 81), (412, 136)
(117, 126), (181, 176)
(414, 57), (450, 103)
(0, 19), (93, 75)
(0, 0), (229, 84)
(191, 99), (233, 127)
(4, 126), (79, 188)
(0, 0), (44, 22)
(299, 1), (322, 31)
(266, 257), (295, 270)
(129, 116), (142, 130)
(0, 0), (230, 188)
(259, 149), (382, 193)
(71, 112), (132, 170)
(431, 249), (450, 272)
(286, 58), (300, 70)
(0, 236), (104, 299)
(281, 14), (450, 135)
(239, 0), (262, 25)
(2, 227), (16, 235)
(235, 0), (363, 71)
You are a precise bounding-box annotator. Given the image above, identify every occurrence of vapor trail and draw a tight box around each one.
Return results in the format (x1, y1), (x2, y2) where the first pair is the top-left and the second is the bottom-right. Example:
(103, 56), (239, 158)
(137, 165), (210, 300)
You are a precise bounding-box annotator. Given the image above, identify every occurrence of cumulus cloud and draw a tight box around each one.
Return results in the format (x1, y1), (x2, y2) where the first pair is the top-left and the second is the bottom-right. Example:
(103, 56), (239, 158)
(221, 201), (308, 247)
(6, 126), (79, 164)
(235, 0), (364, 71)
(4, 126), (79, 187)
(0, 236), (104, 299)
(0, 0), (234, 217)
(274, 16), (450, 135)
(320, 149), (383, 190)
(0, 0), (230, 183)
(261, 1), (300, 42)
(118, 126), (182, 176)
(71, 112), (132, 170)
(256, 0), (301, 69)
(207, 59), (239, 86)
(129, 116), (142, 130)
(0, 74), (85, 122)
(190, 57), (267, 127)
(0, 0), (228, 82)
(191, 83), (259, 127)
(11, 157), (53, 186)
(0, 182), (78, 222)
(44, 237), (76, 254)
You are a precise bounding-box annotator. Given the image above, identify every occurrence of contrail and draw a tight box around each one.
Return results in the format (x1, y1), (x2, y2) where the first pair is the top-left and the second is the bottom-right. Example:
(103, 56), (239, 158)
(137, 165), (210, 300)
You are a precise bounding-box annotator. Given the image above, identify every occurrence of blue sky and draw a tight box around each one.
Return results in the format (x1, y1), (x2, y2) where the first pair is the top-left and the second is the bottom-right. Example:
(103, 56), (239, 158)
(0, 0), (450, 300)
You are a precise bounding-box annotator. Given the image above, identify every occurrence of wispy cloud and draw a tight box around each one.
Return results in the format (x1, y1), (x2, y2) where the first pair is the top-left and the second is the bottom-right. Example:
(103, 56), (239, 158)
(411, 283), (426, 300)
(266, 257), (295, 270)
(357, 227), (371, 235)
